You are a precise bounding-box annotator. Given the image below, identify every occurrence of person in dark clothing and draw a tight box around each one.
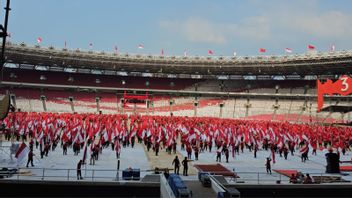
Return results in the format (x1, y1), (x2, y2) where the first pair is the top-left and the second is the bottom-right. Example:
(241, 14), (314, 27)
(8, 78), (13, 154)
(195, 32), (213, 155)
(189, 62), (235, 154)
(254, 144), (258, 158)
(63, 142), (68, 155)
(182, 157), (189, 176)
(216, 147), (221, 162)
(147, 139), (152, 152)
(224, 147), (229, 163)
(172, 142), (177, 154)
(26, 149), (34, 167)
(194, 146), (199, 160)
(155, 142), (160, 156)
(77, 160), (83, 180)
(186, 145), (192, 159)
(40, 142), (44, 159)
(303, 174), (313, 184)
(265, 157), (272, 174)
(44, 142), (50, 157)
(172, 156), (180, 175)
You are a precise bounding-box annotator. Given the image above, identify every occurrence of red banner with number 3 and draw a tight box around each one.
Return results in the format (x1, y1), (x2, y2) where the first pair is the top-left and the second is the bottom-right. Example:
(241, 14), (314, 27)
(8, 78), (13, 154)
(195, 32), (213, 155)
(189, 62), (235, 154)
(317, 75), (352, 112)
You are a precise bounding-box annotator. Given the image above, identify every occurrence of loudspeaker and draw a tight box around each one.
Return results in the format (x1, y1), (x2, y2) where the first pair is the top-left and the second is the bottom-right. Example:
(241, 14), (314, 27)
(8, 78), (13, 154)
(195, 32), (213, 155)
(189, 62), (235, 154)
(325, 153), (340, 173)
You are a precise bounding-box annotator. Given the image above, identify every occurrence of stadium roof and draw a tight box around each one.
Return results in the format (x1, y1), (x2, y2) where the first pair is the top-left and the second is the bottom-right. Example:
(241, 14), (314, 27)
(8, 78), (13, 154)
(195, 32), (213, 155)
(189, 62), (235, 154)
(2, 42), (352, 76)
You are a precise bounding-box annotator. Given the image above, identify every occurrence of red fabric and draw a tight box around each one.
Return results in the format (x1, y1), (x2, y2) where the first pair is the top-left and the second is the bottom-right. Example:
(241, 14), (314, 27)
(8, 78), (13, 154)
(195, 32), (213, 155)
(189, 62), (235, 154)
(274, 169), (298, 177)
(308, 44), (315, 50)
(194, 164), (238, 177)
(259, 48), (266, 53)
(340, 166), (352, 172)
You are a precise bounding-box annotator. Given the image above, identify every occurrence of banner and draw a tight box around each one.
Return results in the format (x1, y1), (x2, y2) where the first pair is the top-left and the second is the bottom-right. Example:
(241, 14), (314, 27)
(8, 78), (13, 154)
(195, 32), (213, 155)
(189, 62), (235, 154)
(317, 75), (352, 112)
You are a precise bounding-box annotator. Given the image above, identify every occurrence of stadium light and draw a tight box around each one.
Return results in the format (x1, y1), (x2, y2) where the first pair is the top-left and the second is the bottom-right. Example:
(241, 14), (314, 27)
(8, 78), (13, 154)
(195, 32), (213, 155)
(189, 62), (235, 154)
(40, 75), (46, 81)
(9, 72), (16, 79)
(68, 76), (74, 82)
(122, 80), (126, 85)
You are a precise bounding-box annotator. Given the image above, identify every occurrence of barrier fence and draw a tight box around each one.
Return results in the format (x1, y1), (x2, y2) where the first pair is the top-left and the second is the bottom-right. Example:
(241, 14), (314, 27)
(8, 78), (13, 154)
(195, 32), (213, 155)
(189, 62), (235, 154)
(0, 167), (343, 184)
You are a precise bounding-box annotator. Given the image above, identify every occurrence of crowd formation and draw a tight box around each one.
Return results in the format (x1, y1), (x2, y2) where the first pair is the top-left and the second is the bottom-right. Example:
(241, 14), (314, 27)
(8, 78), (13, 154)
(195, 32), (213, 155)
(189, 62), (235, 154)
(1, 112), (352, 174)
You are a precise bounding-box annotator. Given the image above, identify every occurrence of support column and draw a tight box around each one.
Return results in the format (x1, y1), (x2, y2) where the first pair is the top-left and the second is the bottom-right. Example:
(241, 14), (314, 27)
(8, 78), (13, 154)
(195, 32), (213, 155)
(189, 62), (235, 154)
(194, 100), (198, 117)
(297, 86), (309, 123)
(133, 103), (137, 115)
(232, 98), (237, 118)
(10, 94), (16, 109)
(146, 99), (150, 116)
(120, 98), (125, 114)
(116, 93), (120, 114)
(96, 97), (100, 113)
(40, 95), (47, 112)
(219, 102), (224, 118)
(169, 98), (174, 116)
(69, 97), (75, 112)
(272, 86), (280, 121)
(245, 97), (251, 118)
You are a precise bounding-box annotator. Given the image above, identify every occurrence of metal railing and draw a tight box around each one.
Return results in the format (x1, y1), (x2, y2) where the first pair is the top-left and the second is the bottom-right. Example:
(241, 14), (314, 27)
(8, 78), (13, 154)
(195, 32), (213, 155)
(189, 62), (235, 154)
(0, 167), (346, 184)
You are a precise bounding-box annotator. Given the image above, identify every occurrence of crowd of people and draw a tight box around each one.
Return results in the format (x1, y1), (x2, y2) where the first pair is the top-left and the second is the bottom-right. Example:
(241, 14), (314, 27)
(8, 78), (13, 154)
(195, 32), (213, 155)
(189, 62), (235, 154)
(1, 112), (351, 177)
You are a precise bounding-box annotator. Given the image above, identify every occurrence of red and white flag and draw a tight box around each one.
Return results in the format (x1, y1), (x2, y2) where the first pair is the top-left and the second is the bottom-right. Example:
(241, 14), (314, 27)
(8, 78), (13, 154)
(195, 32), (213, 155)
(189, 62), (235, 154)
(285, 48), (293, 53)
(138, 44), (144, 49)
(259, 48), (266, 53)
(37, 37), (43, 44)
(208, 49), (214, 55)
(308, 44), (315, 50)
(15, 143), (30, 166)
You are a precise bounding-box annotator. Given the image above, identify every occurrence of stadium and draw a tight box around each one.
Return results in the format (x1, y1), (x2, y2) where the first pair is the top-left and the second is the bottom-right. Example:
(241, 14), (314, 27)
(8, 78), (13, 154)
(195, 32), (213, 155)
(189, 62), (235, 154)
(1, 1), (352, 198)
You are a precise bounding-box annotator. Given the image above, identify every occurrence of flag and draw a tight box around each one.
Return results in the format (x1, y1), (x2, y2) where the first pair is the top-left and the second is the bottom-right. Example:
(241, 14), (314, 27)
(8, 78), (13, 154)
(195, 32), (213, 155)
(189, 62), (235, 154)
(37, 37), (43, 44)
(114, 45), (119, 54)
(308, 44), (315, 50)
(161, 48), (164, 56)
(330, 44), (335, 52)
(233, 51), (237, 56)
(64, 41), (67, 48)
(138, 44), (144, 49)
(184, 50), (188, 57)
(208, 49), (214, 55)
(259, 48), (266, 53)
(15, 143), (30, 166)
(285, 48), (292, 53)
(89, 43), (93, 48)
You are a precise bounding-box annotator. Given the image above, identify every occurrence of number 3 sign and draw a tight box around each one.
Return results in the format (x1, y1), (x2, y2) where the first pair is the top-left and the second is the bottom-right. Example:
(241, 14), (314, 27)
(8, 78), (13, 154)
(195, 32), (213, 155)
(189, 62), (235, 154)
(317, 75), (352, 112)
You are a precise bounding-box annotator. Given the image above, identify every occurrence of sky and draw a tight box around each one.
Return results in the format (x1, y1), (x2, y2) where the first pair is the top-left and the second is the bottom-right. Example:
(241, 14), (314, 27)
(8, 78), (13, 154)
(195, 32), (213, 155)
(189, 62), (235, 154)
(3, 0), (352, 56)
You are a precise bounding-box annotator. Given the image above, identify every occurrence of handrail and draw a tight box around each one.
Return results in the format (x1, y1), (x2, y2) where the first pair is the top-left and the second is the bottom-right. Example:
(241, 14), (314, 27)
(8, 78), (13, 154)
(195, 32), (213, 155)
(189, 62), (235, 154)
(0, 166), (346, 184)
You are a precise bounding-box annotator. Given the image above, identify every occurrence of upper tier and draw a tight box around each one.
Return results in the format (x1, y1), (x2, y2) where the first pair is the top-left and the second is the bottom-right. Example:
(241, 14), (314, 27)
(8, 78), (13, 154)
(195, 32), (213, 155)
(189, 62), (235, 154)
(2, 42), (352, 76)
